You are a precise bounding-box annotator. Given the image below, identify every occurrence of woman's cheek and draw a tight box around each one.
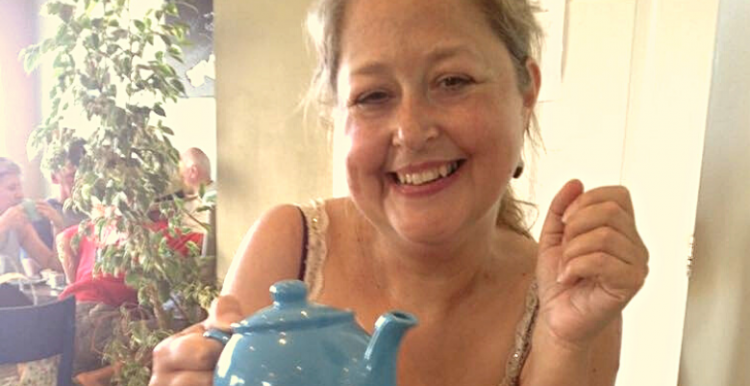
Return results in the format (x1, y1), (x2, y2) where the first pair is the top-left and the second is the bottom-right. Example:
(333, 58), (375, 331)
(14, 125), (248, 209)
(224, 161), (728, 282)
(344, 124), (391, 195)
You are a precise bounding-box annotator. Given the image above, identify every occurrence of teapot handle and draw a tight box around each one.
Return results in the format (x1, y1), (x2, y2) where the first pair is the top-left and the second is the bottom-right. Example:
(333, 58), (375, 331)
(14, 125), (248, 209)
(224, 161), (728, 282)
(203, 328), (231, 345)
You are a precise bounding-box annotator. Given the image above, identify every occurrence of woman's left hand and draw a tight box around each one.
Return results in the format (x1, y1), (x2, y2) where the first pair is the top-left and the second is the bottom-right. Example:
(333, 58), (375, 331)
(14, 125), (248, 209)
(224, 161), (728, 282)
(35, 201), (65, 230)
(535, 179), (649, 348)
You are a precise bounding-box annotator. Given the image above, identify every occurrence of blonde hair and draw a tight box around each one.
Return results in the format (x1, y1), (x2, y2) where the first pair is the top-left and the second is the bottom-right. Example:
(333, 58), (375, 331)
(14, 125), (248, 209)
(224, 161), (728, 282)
(305, 0), (543, 237)
(0, 158), (21, 180)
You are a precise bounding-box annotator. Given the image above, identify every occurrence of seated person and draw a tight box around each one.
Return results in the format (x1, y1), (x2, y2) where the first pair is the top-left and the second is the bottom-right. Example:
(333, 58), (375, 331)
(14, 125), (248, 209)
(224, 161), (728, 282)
(30, 139), (88, 249)
(57, 222), (137, 375)
(177, 147), (215, 233)
(57, 217), (204, 376)
(0, 158), (62, 277)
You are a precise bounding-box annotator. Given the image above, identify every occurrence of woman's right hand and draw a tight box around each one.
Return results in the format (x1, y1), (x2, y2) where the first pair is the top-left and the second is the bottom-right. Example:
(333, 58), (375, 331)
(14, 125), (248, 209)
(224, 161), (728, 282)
(149, 295), (244, 386)
(0, 205), (28, 233)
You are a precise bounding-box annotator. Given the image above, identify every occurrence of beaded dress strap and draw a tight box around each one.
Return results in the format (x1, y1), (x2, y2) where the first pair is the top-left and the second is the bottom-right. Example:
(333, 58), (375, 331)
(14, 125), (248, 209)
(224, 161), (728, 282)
(499, 280), (539, 386)
(298, 199), (329, 300)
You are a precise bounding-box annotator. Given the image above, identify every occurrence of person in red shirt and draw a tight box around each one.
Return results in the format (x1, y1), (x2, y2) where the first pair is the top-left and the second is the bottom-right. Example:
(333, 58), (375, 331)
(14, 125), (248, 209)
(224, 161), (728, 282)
(57, 218), (203, 375)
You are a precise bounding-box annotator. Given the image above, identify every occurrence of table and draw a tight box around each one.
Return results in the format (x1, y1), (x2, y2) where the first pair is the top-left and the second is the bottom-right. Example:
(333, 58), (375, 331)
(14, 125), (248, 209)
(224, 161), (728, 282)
(18, 282), (65, 305)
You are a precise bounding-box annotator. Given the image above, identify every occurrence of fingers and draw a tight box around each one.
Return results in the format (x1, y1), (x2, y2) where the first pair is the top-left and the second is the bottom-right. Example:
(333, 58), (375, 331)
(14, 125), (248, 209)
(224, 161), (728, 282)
(149, 295), (245, 386)
(558, 251), (648, 295)
(34, 203), (64, 227)
(563, 185), (635, 221)
(544, 183), (648, 292)
(539, 179), (584, 251)
(150, 371), (214, 386)
(562, 201), (646, 253)
(150, 323), (221, 386)
(1, 205), (29, 228)
(563, 227), (646, 267)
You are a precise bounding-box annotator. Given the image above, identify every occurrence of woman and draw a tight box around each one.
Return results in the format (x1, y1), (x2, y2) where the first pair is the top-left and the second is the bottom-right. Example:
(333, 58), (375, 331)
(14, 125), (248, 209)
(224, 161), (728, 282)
(0, 157), (62, 276)
(149, 0), (649, 385)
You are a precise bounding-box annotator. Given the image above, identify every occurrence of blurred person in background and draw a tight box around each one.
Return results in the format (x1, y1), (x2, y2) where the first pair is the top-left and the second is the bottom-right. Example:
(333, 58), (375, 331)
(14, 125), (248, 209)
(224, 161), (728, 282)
(29, 139), (88, 250)
(0, 157), (61, 276)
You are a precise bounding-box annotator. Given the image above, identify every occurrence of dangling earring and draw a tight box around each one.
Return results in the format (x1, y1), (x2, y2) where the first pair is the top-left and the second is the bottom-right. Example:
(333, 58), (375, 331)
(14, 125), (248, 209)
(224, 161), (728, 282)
(513, 160), (524, 179)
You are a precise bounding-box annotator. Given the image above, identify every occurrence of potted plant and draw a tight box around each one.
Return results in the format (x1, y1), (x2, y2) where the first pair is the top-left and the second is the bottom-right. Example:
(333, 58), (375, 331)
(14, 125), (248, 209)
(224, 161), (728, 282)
(21, 0), (218, 384)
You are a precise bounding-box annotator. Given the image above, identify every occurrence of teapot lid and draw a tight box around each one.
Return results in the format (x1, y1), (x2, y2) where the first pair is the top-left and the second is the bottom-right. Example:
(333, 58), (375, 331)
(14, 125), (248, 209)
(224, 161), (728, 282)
(233, 280), (354, 333)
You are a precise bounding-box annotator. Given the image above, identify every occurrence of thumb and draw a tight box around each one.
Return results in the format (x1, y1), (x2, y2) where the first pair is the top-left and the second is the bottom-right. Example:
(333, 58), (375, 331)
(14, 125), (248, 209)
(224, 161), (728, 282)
(538, 179), (584, 253)
(204, 294), (244, 331)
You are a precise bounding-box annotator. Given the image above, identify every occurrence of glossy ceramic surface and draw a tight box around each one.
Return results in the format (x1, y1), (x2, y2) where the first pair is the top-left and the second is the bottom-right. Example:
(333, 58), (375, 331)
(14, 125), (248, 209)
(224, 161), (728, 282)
(205, 280), (417, 386)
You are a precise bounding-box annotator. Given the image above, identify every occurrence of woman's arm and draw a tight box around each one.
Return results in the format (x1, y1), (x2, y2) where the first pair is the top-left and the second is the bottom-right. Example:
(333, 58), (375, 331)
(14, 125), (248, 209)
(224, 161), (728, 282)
(56, 230), (79, 284)
(521, 316), (621, 386)
(18, 222), (61, 272)
(221, 204), (307, 316)
(149, 204), (308, 386)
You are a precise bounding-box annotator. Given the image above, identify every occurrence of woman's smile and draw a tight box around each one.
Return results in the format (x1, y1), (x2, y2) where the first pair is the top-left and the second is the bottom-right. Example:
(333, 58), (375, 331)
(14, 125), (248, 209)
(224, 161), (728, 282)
(387, 159), (465, 198)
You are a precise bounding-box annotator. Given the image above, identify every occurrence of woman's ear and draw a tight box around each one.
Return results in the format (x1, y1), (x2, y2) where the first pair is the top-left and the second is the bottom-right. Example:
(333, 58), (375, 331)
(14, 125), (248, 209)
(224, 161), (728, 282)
(522, 58), (542, 111)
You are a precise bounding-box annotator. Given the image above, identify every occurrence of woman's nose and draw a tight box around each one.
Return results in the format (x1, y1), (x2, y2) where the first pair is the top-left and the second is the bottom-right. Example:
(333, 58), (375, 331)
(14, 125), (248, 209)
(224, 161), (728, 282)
(392, 95), (438, 152)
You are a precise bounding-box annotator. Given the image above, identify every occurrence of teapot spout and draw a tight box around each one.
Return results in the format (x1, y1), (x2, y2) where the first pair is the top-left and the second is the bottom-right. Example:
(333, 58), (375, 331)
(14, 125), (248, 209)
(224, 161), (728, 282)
(359, 311), (418, 386)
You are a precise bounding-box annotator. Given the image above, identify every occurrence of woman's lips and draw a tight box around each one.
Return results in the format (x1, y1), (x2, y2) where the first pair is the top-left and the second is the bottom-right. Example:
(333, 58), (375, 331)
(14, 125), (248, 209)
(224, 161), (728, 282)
(388, 160), (464, 196)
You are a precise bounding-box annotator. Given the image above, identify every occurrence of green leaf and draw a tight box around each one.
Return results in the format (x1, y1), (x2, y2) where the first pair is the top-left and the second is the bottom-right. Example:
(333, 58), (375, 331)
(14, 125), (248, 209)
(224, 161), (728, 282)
(153, 104), (166, 117)
(134, 20), (145, 32)
(125, 272), (141, 288)
(159, 34), (172, 47)
(20, 45), (41, 73)
(170, 79), (185, 94)
(164, 3), (178, 16)
(166, 46), (181, 56)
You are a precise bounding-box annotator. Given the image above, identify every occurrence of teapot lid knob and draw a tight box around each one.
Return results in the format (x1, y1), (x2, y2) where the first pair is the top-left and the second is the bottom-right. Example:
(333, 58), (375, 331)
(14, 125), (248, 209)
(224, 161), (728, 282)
(270, 280), (307, 307)
(233, 279), (355, 333)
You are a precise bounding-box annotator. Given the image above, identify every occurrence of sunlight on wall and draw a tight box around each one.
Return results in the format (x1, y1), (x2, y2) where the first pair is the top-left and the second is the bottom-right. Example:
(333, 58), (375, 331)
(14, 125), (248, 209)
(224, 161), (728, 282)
(0, 64), (6, 157)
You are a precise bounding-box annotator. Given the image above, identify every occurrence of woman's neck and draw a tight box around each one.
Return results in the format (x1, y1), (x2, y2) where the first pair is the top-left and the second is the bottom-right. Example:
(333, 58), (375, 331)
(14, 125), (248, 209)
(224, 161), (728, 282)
(360, 213), (524, 317)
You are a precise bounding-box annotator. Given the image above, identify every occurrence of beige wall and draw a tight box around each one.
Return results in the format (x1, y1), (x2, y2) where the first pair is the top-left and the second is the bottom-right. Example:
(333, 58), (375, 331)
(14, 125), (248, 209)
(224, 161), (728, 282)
(679, 0), (750, 384)
(1, 0), (44, 198)
(214, 0), (331, 279)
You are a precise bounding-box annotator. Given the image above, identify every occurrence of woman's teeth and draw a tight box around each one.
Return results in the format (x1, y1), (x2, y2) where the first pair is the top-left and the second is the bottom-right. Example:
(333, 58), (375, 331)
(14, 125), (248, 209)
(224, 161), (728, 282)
(395, 161), (459, 186)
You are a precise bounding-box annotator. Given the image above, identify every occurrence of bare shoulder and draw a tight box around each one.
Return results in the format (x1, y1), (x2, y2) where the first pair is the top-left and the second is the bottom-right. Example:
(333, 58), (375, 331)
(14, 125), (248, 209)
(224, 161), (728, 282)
(221, 204), (307, 315)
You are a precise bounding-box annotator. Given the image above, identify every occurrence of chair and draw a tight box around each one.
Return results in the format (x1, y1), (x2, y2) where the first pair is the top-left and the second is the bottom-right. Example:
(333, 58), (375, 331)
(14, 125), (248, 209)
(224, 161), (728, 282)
(0, 296), (76, 386)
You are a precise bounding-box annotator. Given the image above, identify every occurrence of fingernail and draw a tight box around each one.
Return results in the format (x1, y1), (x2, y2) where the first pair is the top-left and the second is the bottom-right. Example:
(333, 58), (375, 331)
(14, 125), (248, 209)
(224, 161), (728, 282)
(561, 212), (570, 224)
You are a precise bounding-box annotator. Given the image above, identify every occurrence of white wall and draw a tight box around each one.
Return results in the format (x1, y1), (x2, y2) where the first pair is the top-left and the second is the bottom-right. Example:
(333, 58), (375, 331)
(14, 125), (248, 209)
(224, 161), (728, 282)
(162, 98), (217, 180)
(214, 0), (331, 279)
(678, 0), (750, 384)
(618, 0), (720, 384)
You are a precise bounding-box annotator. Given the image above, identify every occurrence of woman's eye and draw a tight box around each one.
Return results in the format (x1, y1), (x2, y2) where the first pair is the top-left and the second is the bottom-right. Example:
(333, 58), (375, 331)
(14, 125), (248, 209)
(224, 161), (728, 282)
(355, 91), (390, 106)
(438, 76), (471, 90)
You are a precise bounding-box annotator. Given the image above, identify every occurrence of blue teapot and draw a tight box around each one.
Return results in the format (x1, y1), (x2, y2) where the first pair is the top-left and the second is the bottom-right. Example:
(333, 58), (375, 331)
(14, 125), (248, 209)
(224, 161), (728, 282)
(204, 280), (418, 386)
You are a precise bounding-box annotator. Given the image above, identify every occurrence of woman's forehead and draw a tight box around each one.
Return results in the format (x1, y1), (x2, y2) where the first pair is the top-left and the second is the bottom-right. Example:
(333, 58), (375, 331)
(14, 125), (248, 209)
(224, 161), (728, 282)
(339, 0), (499, 62)
(341, 0), (486, 37)
(0, 173), (21, 187)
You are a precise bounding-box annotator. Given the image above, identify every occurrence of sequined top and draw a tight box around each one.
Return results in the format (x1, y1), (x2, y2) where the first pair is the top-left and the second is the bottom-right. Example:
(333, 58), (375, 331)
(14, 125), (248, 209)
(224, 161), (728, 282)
(298, 200), (539, 386)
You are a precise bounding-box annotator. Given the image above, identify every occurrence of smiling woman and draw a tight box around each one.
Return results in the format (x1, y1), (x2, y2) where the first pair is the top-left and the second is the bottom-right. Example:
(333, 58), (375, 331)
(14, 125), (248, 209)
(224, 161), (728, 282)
(149, 1), (650, 386)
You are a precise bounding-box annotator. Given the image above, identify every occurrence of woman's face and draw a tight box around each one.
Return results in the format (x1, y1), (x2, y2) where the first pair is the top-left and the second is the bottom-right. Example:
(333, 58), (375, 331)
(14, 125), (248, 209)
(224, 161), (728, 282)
(335, 0), (539, 244)
(0, 174), (24, 214)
